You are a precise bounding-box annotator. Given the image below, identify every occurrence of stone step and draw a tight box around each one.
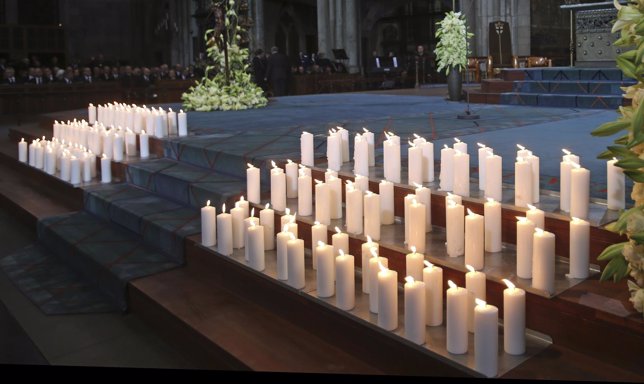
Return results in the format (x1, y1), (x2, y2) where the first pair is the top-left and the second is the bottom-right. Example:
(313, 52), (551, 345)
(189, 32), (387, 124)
(498, 92), (624, 109)
(512, 80), (633, 95)
(502, 67), (629, 82)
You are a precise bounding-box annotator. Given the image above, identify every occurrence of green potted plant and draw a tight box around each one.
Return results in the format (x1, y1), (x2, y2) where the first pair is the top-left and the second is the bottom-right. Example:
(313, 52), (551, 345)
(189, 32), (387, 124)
(434, 11), (473, 101)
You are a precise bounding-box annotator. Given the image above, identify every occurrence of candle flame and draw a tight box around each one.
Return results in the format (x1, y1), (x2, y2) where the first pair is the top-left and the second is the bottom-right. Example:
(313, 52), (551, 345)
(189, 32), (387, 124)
(363, 127), (369, 133)
(503, 279), (516, 290)
(370, 247), (378, 258)
(180, 109), (184, 114)
(477, 142), (485, 148)
(302, 131), (309, 135)
(314, 220), (320, 226)
(486, 197), (495, 204)
(336, 126), (343, 131)
(467, 208), (475, 216)
(527, 204), (537, 211)
(366, 190), (373, 196)
(289, 232), (296, 241)
(222, 203), (226, 213)
(251, 208), (255, 217)
(315, 179), (323, 185)
(239, 195), (245, 202)
(562, 148), (571, 155)
(447, 199), (457, 208)
(206, 200), (211, 207)
(448, 280), (457, 289)
(282, 223), (289, 233)
(517, 144), (525, 150)
(328, 129), (334, 135)
(290, 213), (296, 223)
(235, 201), (240, 209)
(454, 149), (462, 155)
(414, 133), (421, 139)
(265, 203), (270, 209)
(378, 260), (387, 273)
(475, 298), (487, 307)
(247, 163), (254, 168)
(366, 235), (373, 243)
(335, 226), (342, 234)
(169, 108), (173, 112)
(424, 260), (433, 268)
(572, 217), (582, 223)
(408, 140), (415, 147)
(317, 240), (325, 247)
(141, 129), (146, 135)
(405, 276), (415, 284)
(466, 264), (476, 273)
(271, 160), (277, 169)
(572, 162), (581, 169)
(612, 157), (618, 162)
(411, 245), (417, 254)
(285, 208), (290, 216)
(516, 216), (528, 223)
(20, 137), (24, 142)
(535, 227), (544, 235)
(339, 249), (345, 257)
(454, 138), (461, 143)
(413, 182), (422, 189)
(287, 159), (293, 164)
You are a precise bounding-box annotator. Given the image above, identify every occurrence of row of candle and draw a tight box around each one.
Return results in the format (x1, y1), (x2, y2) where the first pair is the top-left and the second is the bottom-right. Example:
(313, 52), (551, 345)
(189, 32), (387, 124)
(88, 102), (188, 138)
(301, 130), (627, 217)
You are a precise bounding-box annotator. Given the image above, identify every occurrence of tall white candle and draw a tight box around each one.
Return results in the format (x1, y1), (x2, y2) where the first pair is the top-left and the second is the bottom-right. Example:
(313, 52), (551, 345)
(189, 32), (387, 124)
(369, 252), (388, 313)
(408, 140), (423, 186)
(453, 137), (467, 154)
(335, 250), (355, 310)
(453, 150), (470, 198)
(363, 191), (381, 241)
(338, 126), (349, 162)
(360, 127), (375, 166)
(124, 128), (136, 157)
(447, 280), (468, 354)
(354, 174), (369, 193)
(484, 198), (502, 253)
(377, 262), (398, 331)
(413, 134), (434, 183)
(607, 158), (626, 210)
(82, 152), (91, 182)
(34, 142), (44, 169)
(298, 170), (312, 216)
(515, 156), (532, 208)
(526, 204), (545, 230)
(345, 181), (363, 235)
(503, 279), (526, 355)
(446, 200), (465, 257)
(414, 184), (432, 233)
(332, 226), (349, 260)
(440, 145), (455, 191)
(201, 200), (217, 247)
(314, 179), (331, 226)
(316, 241), (335, 297)
(466, 265), (486, 333)
(28, 139), (37, 166)
(276, 227), (291, 280)
(231, 202), (245, 249)
(217, 204), (233, 256)
(246, 163), (260, 204)
(70, 155), (81, 185)
(516, 217), (535, 279)
(243, 210), (259, 261)
(311, 221), (327, 270)
(178, 110), (187, 137)
(354, 133), (369, 177)
(285, 159), (298, 199)
(404, 276), (426, 345)
(139, 130), (149, 159)
(300, 131), (314, 167)
(18, 138), (27, 163)
(327, 173), (342, 220)
(44, 146), (56, 175)
(270, 161), (286, 212)
(111, 133), (123, 163)
(88, 103), (97, 124)
(287, 234), (305, 289)
(407, 199), (426, 254)
(260, 203), (275, 251)
(153, 112), (165, 138)
(533, 228), (556, 295)
(528, 153), (540, 204)
(100, 154), (111, 183)
(247, 221), (265, 271)
(465, 209), (485, 270)
(569, 217), (590, 279)
(326, 129), (342, 171)
(477, 143), (492, 191)
(383, 132), (401, 184)
(379, 180), (395, 225)
(570, 163), (590, 220)
(404, 194), (415, 245)
(560, 149), (579, 213)
(361, 236), (378, 293)
(60, 151), (71, 181)
(423, 260), (443, 326)
(474, 299), (499, 378)
(406, 246), (424, 281)
(485, 154), (503, 202)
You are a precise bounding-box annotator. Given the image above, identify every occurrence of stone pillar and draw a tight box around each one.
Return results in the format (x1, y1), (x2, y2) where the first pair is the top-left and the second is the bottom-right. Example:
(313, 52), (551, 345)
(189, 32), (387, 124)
(254, 0), (265, 51)
(5, 0), (18, 24)
(328, 0), (335, 50)
(344, 0), (359, 73)
(317, 0), (329, 57)
(335, 0), (344, 52)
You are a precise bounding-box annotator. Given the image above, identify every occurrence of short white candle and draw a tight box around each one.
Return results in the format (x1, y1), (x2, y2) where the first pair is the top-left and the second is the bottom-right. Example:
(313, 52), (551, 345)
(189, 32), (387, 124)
(414, 184), (432, 233)
(247, 221), (265, 271)
(446, 280), (468, 354)
(474, 298), (499, 378)
(270, 161), (286, 212)
(570, 163), (590, 220)
(516, 216), (535, 279)
(413, 134), (434, 183)
(383, 132), (401, 184)
(569, 217), (590, 279)
(153, 112), (165, 138)
(404, 194), (415, 245)
(477, 143), (492, 191)
(300, 131), (314, 167)
(314, 179), (331, 226)
(484, 198), (502, 253)
(34, 141), (44, 169)
(201, 200), (217, 247)
(82, 152), (92, 182)
(178, 110), (188, 137)
(407, 199), (426, 254)
(453, 149), (470, 198)
(243, 209), (259, 261)
(231, 202), (245, 249)
(335, 250), (355, 310)
(100, 154), (111, 183)
(316, 241), (335, 298)
(18, 138), (27, 163)
(439, 144), (455, 191)
(526, 204), (545, 230)
(423, 260), (443, 326)
(362, 127), (375, 166)
(607, 157), (626, 210)
(287, 234), (305, 289)
(285, 159), (298, 199)
(503, 279), (526, 355)
(379, 180), (395, 225)
(466, 265), (486, 333)
(139, 130), (149, 159)
(246, 163), (260, 205)
(406, 246), (424, 282)
(560, 149), (579, 213)
(326, 129), (342, 171)
(453, 137), (467, 154)
(354, 174), (369, 193)
(485, 154), (503, 202)
(124, 128), (136, 157)
(353, 133), (369, 177)
(515, 156), (532, 208)
(528, 153), (540, 204)
(276, 226), (291, 280)
(332, 226), (349, 261)
(297, 170), (312, 216)
(70, 155), (81, 185)
(44, 146), (56, 175)
(60, 151), (71, 181)
(217, 204), (233, 256)
(533, 228), (556, 295)
(28, 139), (37, 166)
(465, 209), (485, 270)
(88, 103), (97, 124)
(446, 200), (465, 257)
(338, 126), (349, 162)
(238, 195), (249, 219)
(361, 236), (378, 293)
(404, 276), (426, 345)
(408, 140), (423, 186)
(311, 221), (327, 270)
(377, 262), (398, 331)
(363, 191), (381, 241)
(259, 203), (275, 250)
(345, 181), (363, 235)
(327, 173), (342, 220)
(369, 252), (388, 313)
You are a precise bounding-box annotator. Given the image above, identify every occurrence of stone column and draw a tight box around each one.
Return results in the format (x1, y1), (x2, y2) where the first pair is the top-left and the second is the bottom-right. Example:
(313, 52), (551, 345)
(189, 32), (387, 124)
(328, 0), (335, 50)
(335, 0), (344, 52)
(254, 0), (265, 51)
(344, 0), (359, 73)
(317, 0), (329, 57)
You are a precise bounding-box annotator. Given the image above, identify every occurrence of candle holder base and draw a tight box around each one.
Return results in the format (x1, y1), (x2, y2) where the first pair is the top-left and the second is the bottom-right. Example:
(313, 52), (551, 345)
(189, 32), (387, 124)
(457, 110), (480, 120)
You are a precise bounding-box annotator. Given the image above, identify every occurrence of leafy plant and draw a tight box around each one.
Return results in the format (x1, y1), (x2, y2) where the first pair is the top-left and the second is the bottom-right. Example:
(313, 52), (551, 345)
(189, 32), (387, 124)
(433, 11), (473, 75)
(591, 0), (644, 317)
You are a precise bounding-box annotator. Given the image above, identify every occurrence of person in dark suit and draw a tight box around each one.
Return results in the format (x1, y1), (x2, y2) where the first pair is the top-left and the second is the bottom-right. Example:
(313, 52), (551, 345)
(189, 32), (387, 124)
(28, 67), (44, 85)
(2, 67), (18, 84)
(251, 48), (268, 91)
(42, 67), (55, 83)
(265, 46), (291, 97)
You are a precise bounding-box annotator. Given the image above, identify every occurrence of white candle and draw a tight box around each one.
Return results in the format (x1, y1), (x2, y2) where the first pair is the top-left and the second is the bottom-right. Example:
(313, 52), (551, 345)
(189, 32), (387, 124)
(474, 299), (499, 378)
(354, 133), (369, 177)
(247, 221), (265, 271)
(569, 217), (590, 279)
(178, 110), (188, 137)
(327, 172), (342, 220)
(243, 210), (259, 261)
(446, 200), (465, 257)
(332, 226), (349, 260)
(526, 204), (545, 230)
(607, 158), (626, 210)
(280, 211), (298, 238)
(270, 161), (286, 212)
(44, 146), (56, 175)
(259, 203), (275, 250)
(484, 198), (502, 253)
(377, 262), (398, 331)
(383, 132), (401, 184)
(515, 156), (532, 208)
(477, 143), (492, 191)
(533, 228), (556, 295)
(311, 221), (327, 270)
(453, 150), (470, 198)
(413, 134), (434, 183)
(404, 276), (426, 345)
(485, 154), (503, 202)
(516, 217), (535, 279)
(88, 103), (97, 124)
(408, 140), (423, 186)
(276, 227), (291, 280)
(316, 241), (335, 297)
(112, 133), (124, 162)
(246, 163), (260, 204)
(217, 204), (233, 256)
(439, 145), (455, 191)
(201, 200), (217, 247)
(423, 260), (443, 326)
(503, 279), (526, 355)
(285, 159), (298, 199)
(453, 137), (467, 154)
(354, 174), (369, 193)
(18, 138), (27, 163)
(361, 236), (378, 293)
(338, 126), (350, 162)
(345, 181), (363, 235)
(369, 252), (388, 313)
(89, 150), (96, 178)
(465, 209), (485, 270)
(447, 280), (468, 354)
(231, 202), (245, 249)
(314, 179), (331, 226)
(528, 153), (540, 204)
(154, 112), (165, 138)
(363, 191), (381, 241)
(326, 129), (342, 171)
(297, 170), (312, 216)
(362, 127), (375, 166)
(167, 108), (177, 136)
(404, 194), (415, 245)
(570, 163), (590, 220)
(81, 152), (91, 182)
(237, 195), (249, 219)
(300, 131), (314, 167)
(412, 185), (432, 234)
(560, 149), (579, 212)
(406, 246), (424, 281)
(28, 139), (37, 166)
(34, 142), (44, 169)
(287, 234), (305, 289)
(466, 265), (486, 333)
(60, 151), (71, 181)
(407, 199), (426, 254)
(335, 250), (355, 310)
(70, 155), (81, 185)
(379, 180), (395, 225)
(139, 130), (149, 159)
(100, 154), (111, 183)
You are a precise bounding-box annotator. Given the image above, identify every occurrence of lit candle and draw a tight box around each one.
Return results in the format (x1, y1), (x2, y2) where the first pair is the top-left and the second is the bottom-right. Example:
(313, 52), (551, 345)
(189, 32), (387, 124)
(466, 265), (486, 333)
(345, 181), (363, 235)
(361, 236), (378, 293)
(503, 279), (526, 355)
(88, 103), (97, 124)
(326, 129), (342, 171)
(516, 216), (535, 279)
(423, 260), (443, 326)
(246, 163), (260, 205)
(413, 134), (434, 183)
(353, 133), (369, 177)
(354, 173), (369, 193)
(407, 199), (426, 254)
(485, 153), (503, 202)
(569, 217), (590, 279)
(201, 200), (217, 247)
(453, 149), (470, 198)
(446, 280), (468, 354)
(515, 156), (532, 208)
(238, 195), (249, 219)
(414, 183), (432, 233)
(247, 220), (265, 271)
(178, 109), (188, 137)
(526, 204), (545, 230)
(60, 151), (71, 181)
(281, 208), (293, 231)
(297, 168), (312, 216)
(362, 127), (375, 166)
(377, 261), (398, 331)
(314, 179), (331, 226)
(231, 202), (245, 249)
(300, 131), (314, 167)
(474, 298), (499, 378)
(533, 228), (556, 295)
(404, 194), (415, 245)
(259, 203), (275, 251)
(560, 149), (579, 213)
(327, 173), (342, 220)
(153, 111), (165, 138)
(82, 152), (92, 182)
(477, 143), (492, 191)
(316, 241), (335, 298)
(311, 221), (328, 270)
(404, 276), (426, 345)
(446, 199), (465, 258)
(167, 108), (177, 136)
(139, 130), (149, 159)
(276, 226), (291, 280)
(570, 163), (590, 220)
(439, 144), (455, 191)
(336, 249), (355, 310)
(44, 146), (56, 175)
(607, 157), (626, 210)
(285, 159), (298, 199)
(18, 138), (27, 163)
(408, 140), (423, 186)
(484, 198), (501, 253)
(383, 131), (401, 184)
(28, 139), (37, 166)
(465, 209), (485, 270)
(338, 126), (350, 162)
(243, 208), (259, 261)
(406, 246), (424, 281)
(270, 161), (286, 212)
(368, 249), (387, 313)
(34, 141), (44, 169)
(100, 153), (111, 183)
(287, 233), (305, 289)
(453, 137), (467, 154)
(528, 152), (540, 204)
(89, 150), (96, 178)
(217, 204), (233, 256)
(363, 190), (381, 241)
(379, 180), (395, 225)
(332, 226), (349, 261)
(70, 155), (81, 185)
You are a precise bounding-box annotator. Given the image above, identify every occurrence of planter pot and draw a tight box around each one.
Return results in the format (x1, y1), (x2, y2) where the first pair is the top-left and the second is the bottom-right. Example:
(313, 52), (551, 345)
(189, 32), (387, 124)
(447, 67), (462, 101)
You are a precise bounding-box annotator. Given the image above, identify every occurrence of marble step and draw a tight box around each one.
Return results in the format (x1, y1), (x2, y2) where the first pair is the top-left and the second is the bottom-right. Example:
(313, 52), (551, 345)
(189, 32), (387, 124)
(511, 80), (633, 95)
(498, 92), (623, 109)
(502, 67), (629, 82)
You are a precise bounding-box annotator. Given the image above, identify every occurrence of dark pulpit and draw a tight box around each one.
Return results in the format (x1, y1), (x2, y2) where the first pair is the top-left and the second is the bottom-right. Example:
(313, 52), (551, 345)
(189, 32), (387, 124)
(488, 20), (512, 68)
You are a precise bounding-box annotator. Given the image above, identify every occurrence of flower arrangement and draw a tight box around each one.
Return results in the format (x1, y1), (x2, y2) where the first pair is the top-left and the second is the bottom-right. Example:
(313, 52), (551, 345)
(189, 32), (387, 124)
(591, 0), (644, 317)
(182, 0), (267, 112)
(433, 11), (473, 75)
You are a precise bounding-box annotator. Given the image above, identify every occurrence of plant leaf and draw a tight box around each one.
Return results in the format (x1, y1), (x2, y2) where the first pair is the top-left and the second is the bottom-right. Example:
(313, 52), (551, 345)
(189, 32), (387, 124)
(607, 145), (637, 158)
(624, 170), (644, 182)
(629, 231), (644, 243)
(597, 241), (626, 261)
(614, 133), (631, 145)
(616, 157), (644, 169)
(591, 120), (631, 136)
(617, 54), (638, 79)
(600, 256), (629, 282)
(597, 149), (615, 159)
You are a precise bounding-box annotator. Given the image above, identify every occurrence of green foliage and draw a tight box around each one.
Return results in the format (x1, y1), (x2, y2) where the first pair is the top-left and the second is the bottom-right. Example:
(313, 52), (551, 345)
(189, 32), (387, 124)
(433, 11), (474, 75)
